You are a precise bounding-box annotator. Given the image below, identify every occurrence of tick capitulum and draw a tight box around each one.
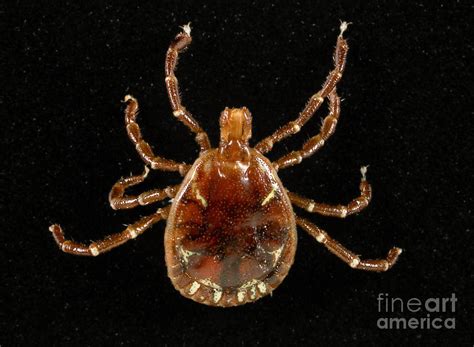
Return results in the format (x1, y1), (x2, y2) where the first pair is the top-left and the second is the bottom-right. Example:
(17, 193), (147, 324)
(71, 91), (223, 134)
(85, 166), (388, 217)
(49, 22), (402, 307)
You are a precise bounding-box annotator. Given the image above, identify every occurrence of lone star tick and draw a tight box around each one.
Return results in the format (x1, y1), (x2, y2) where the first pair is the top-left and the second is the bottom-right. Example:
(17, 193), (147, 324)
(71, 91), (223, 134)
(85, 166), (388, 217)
(49, 22), (402, 307)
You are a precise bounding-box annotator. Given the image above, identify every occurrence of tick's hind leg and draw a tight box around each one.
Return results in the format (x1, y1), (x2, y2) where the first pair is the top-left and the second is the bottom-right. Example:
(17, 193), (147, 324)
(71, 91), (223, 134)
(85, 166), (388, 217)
(289, 166), (371, 218)
(49, 207), (169, 256)
(109, 166), (180, 210)
(165, 24), (211, 152)
(296, 216), (401, 271)
(255, 22), (349, 155)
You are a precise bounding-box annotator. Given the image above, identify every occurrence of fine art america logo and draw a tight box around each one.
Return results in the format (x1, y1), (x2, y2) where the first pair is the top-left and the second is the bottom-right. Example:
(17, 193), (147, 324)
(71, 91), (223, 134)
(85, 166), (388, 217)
(377, 293), (457, 329)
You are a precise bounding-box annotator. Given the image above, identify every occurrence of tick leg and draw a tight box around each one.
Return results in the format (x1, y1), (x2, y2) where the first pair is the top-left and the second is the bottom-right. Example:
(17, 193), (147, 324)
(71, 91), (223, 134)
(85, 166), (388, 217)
(255, 22), (349, 155)
(124, 95), (191, 176)
(49, 207), (169, 256)
(288, 166), (371, 218)
(273, 89), (340, 170)
(165, 24), (211, 152)
(109, 166), (180, 210)
(296, 216), (402, 272)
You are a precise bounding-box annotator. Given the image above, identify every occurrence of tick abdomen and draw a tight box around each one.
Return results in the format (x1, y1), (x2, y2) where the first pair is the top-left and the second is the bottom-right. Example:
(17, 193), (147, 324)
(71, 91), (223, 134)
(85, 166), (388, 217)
(165, 149), (297, 306)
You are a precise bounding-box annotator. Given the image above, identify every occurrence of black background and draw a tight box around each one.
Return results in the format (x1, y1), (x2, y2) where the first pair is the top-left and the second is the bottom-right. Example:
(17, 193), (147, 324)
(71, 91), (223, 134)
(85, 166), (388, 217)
(3, 1), (472, 346)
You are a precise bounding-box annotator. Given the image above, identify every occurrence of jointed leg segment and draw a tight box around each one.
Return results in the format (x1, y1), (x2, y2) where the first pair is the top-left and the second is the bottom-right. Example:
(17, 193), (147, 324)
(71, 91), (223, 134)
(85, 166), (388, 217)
(49, 207), (170, 256)
(109, 166), (180, 210)
(256, 22), (349, 155)
(296, 216), (402, 272)
(289, 166), (371, 218)
(274, 89), (341, 170)
(124, 95), (190, 175)
(165, 24), (211, 152)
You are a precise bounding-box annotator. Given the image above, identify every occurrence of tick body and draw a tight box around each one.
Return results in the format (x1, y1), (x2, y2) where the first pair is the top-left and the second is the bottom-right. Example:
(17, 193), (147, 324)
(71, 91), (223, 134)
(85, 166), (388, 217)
(50, 23), (402, 307)
(166, 109), (296, 305)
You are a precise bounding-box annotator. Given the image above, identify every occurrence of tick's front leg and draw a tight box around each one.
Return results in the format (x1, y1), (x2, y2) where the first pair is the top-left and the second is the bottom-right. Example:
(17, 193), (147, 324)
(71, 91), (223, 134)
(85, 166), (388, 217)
(255, 22), (349, 155)
(165, 24), (211, 152)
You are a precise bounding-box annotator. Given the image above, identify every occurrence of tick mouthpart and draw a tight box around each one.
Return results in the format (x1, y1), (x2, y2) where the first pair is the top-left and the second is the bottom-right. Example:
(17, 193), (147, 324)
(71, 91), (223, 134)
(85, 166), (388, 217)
(219, 107), (252, 144)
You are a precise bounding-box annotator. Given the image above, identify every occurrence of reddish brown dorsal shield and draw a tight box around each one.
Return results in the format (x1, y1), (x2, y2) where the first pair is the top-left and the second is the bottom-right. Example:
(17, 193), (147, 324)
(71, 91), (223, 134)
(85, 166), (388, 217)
(165, 148), (297, 306)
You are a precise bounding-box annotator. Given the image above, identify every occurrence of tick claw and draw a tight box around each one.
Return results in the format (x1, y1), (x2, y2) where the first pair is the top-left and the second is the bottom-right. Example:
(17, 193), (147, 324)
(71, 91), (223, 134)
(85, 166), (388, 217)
(181, 22), (192, 36)
(360, 165), (369, 181)
(339, 21), (351, 37)
(123, 95), (135, 103)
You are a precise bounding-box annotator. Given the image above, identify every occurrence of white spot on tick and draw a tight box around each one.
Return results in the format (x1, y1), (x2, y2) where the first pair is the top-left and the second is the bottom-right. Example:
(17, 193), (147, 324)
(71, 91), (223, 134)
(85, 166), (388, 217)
(306, 202), (315, 212)
(177, 246), (198, 265)
(268, 245), (285, 266)
(261, 184), (279, 206)
(315, 233), (326, 243)
(89, 245), (99, 256)
(173, 109), (185, 117)
(213, 290), (223, 303)
(196, 189), (207, 208)
(188, 281), (201, 295)
(240, 279), (258, 289)
(249, 286), (257, 300)
(261, 189), (275, 206)
(237, 291), (246, 303)
(257, 282), (267, 294)
(198, 278), (224, 303)
(313, 94), (324, 103)
(200, 278), (222, 290)
(350, 258), (360, 268)
(128, 228), (138, 239)
(340, 207), (347, 218)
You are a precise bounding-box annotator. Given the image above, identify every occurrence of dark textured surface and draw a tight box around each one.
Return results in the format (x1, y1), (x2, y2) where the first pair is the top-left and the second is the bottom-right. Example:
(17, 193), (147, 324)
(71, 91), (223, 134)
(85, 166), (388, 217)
(3, 1), (472, 345)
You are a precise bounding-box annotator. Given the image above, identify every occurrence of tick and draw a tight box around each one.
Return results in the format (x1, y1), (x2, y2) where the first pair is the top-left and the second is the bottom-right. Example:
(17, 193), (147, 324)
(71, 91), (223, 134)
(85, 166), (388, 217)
(49, 22), (402, 307)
